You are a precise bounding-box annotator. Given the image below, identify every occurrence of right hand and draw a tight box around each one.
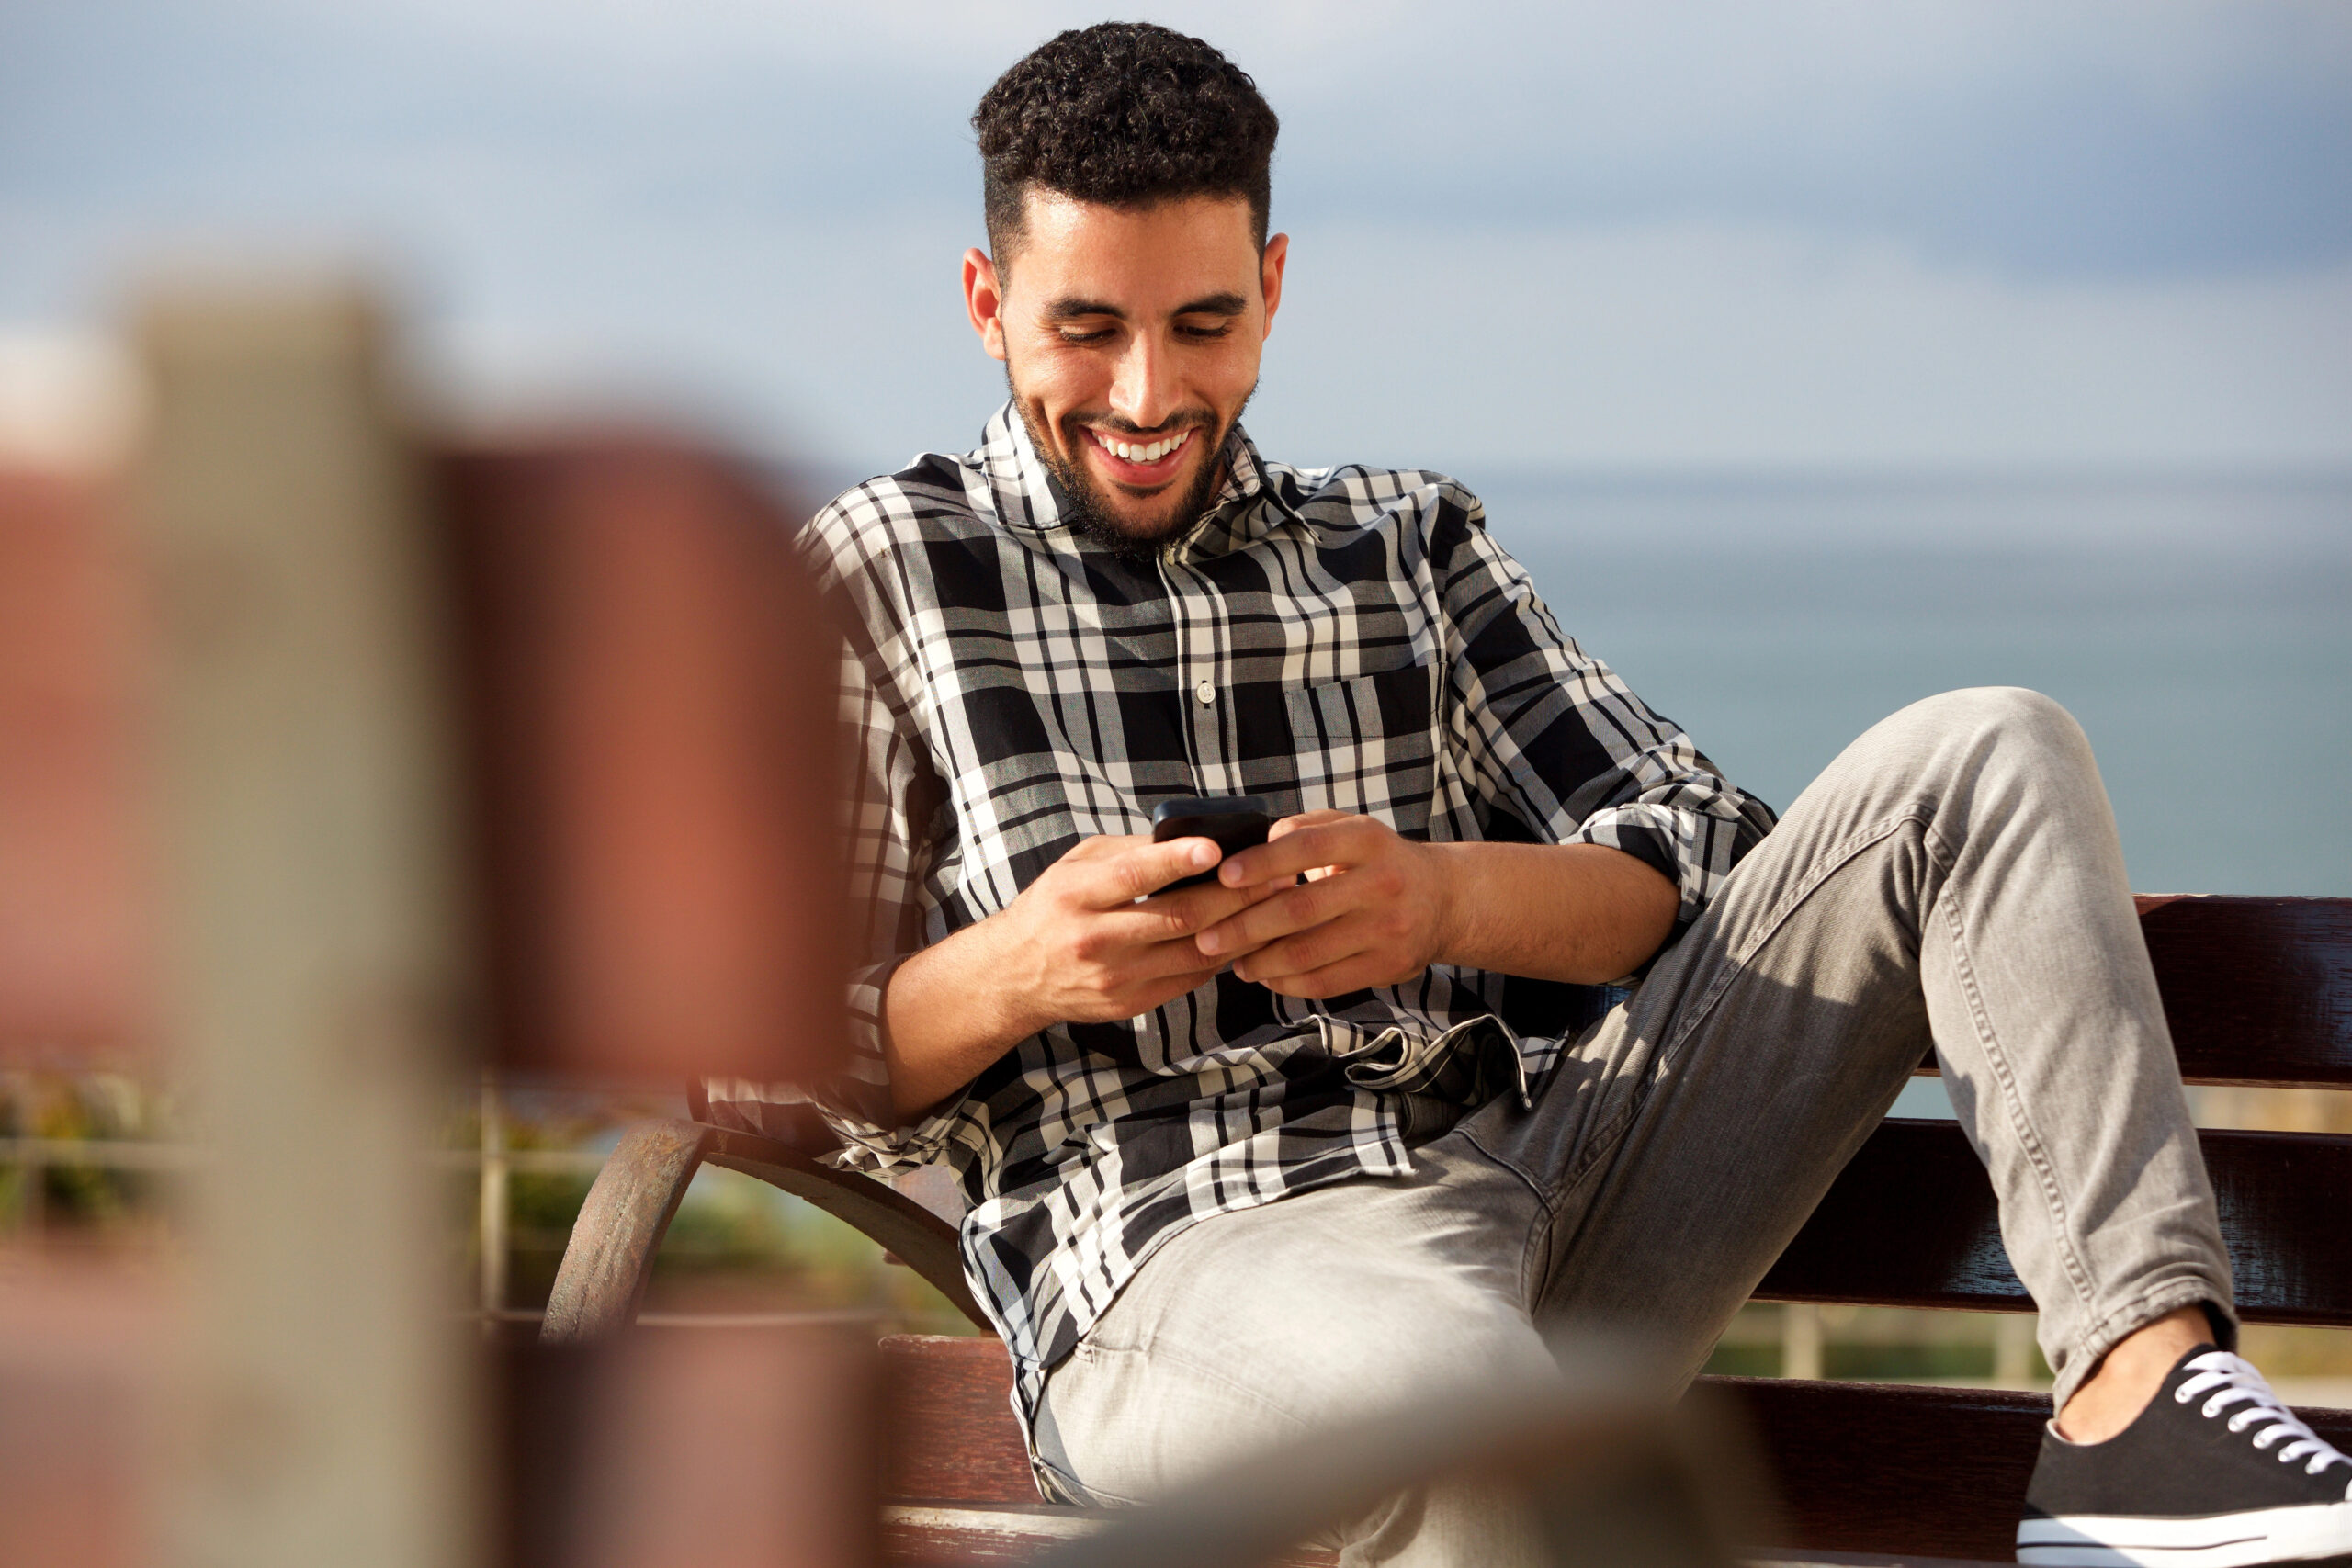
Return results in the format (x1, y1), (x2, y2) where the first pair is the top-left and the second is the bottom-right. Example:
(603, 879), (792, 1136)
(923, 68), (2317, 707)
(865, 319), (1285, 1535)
(988, 833), (1289, 1032)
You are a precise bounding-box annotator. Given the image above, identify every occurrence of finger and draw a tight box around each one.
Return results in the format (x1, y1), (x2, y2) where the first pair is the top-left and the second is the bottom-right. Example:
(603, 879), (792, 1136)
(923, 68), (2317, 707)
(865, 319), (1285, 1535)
(1091, 878), (1276, 947)
(1233, 913), (1379, 986)
(1266, 809), (1351, 842)
(1080, 835), (1225, 908)
(1075, 940), (1229, 1007)
(1254, 951), (1409, 999)
(1216, 816), (1377, 888)
(1267, 812), (1352, 886)
(1193, 874), (1356, 957)
(1131, 937), (1236, 984)
(1064, 832), (1151, 858)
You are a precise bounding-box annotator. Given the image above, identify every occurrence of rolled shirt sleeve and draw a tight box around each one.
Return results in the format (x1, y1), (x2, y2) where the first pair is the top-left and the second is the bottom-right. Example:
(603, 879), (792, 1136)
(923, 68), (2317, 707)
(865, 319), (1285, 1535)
(803, 544), (975, 1169)
(1432, 489), (1777, 933)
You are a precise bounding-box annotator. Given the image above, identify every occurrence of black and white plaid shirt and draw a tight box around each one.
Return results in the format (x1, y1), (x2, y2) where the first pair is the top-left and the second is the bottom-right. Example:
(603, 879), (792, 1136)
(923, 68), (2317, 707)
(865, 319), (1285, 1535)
(705, 403), (1774, 1445)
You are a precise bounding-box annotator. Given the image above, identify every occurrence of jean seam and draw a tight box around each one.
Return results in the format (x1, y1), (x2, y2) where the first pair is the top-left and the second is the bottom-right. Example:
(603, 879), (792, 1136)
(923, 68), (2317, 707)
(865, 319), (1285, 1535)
(1544, 809), (1931, 1210)
(1663, 810), (1933, 1080)
(1042, 1339), (1307, 1508)
(1926, 862), (2101, 1321)
(1035, 1452), (1144, 1508)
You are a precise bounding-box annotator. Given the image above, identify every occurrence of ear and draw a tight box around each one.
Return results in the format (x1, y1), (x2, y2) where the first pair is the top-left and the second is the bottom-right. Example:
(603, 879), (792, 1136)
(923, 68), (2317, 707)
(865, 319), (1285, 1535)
(1259, 232), (1289, 336)
(964, 247), (1008, 362)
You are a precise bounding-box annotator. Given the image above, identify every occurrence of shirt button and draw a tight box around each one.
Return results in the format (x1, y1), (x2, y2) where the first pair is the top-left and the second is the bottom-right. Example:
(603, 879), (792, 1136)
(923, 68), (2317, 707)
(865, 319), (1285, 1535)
(1194, 679), (1215, 705)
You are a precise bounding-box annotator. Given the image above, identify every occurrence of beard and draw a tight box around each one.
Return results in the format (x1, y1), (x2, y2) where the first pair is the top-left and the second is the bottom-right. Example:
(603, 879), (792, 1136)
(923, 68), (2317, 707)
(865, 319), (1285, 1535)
(1008, 372), (1253, 562)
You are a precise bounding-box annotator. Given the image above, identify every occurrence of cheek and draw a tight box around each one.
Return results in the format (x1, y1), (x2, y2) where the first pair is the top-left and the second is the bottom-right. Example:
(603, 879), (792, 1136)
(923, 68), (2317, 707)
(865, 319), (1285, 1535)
(1011, 353), (1105, 434)
(1008, 329), (1098, 383)
(1195, 344), (1263, 414)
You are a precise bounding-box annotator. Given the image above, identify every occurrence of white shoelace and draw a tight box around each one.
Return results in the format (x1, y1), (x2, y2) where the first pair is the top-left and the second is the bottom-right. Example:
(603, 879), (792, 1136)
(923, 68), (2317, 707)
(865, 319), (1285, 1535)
(2176, 1350), (2352, 1487)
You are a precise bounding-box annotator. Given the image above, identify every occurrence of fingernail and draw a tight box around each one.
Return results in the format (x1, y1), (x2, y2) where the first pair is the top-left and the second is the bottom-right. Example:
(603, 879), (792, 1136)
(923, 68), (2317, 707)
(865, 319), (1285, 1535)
(1189, 841), (1217, 869)
(1218, 860), (1245, 885)
(1197, 931), (1221, 955)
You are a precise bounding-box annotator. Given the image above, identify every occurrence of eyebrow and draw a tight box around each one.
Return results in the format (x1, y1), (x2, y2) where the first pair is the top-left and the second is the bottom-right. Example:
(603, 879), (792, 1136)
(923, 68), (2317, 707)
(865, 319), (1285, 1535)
(1040, 290), (1251, 322)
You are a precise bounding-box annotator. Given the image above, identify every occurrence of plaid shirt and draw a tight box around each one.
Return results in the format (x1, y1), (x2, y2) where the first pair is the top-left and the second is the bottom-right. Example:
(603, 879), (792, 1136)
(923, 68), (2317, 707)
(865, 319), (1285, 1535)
(705, 404), (1774, 1448)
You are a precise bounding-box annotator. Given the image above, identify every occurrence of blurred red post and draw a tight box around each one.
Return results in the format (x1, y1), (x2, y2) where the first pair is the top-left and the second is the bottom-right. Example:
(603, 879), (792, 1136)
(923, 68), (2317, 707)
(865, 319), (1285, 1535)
(0, 463), (163, 1563)
(441, 441), (847, 1088)
(0, 1256), (168, 1568)
(0, 468), (156, 1065)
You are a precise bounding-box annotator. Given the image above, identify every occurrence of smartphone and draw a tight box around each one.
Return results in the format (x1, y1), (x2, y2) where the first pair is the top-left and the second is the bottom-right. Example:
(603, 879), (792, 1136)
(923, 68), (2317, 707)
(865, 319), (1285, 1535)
(1149, 795), (1272, 892)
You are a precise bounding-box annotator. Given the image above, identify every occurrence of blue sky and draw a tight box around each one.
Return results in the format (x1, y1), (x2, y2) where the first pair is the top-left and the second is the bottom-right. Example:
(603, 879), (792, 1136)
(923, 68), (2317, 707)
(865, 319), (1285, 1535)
(4, 0), (2349, 478)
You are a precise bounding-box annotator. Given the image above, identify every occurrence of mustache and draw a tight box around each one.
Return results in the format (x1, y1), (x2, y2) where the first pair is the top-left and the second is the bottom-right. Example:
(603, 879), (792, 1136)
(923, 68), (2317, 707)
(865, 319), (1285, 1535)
(1066, 411), (1219, 439)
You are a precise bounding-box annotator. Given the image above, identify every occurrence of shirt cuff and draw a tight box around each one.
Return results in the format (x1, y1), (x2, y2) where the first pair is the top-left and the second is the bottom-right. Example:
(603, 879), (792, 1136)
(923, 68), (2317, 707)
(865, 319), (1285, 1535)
(802, 955), (967, 1171)
(1567, 807), (1690, 911)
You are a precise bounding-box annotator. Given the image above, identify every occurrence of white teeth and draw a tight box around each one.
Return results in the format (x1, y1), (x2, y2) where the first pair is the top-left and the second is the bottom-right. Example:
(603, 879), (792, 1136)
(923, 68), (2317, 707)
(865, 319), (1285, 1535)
(1098, 431), (1184, 464)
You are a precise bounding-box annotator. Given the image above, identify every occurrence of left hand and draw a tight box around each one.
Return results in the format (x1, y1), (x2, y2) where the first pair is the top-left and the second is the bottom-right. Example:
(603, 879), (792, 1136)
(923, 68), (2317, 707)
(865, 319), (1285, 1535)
(1193, 811), (1457, 998)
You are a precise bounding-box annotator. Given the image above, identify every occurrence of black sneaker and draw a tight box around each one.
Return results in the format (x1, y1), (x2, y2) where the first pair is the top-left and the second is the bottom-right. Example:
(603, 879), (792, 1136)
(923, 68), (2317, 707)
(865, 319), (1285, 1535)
(2018, 1346), (2352, 1567)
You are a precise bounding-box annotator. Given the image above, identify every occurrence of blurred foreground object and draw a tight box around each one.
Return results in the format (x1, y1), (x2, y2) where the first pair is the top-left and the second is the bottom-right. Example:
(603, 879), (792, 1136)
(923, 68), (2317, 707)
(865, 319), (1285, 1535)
(440, 439), (844, 1086)
(507, 1325), (876, 1568)
(0, 277), (865, 1566)
(137, 286), (481, 1566)
(1035, 1368), (1750, 1568)
(0, 1254), (167, 1566)
(0, 463), (155, 1063)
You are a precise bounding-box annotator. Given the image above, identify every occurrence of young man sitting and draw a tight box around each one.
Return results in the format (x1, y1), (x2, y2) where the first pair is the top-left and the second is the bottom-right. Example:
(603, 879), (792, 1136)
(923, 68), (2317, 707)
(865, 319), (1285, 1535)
(708, 23), (2351, 1567)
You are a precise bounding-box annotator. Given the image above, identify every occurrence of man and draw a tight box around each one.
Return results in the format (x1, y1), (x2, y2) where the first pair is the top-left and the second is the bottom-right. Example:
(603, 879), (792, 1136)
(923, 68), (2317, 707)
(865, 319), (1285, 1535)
(708, 22), (2351, 1567)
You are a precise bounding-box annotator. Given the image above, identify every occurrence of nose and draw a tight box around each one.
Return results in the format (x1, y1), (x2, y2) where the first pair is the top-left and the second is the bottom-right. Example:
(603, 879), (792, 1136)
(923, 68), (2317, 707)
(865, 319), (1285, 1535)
(1107, 332), (1180, 432)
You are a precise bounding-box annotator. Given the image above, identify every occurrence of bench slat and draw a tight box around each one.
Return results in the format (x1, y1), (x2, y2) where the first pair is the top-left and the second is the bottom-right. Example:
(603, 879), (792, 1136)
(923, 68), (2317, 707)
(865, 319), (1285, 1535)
(1713, 1376), (2352, 1562)
(2139, 896), (2352, 1087)
(883, 1334), (1036, 1506)
(1758, 1119), (2352, 1323)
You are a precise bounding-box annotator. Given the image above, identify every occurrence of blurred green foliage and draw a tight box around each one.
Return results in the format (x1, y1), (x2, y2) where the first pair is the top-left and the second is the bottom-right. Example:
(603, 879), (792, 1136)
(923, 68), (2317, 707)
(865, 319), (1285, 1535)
(11, 1074), (2352, 1370)
(0, 1070), (169, 1235)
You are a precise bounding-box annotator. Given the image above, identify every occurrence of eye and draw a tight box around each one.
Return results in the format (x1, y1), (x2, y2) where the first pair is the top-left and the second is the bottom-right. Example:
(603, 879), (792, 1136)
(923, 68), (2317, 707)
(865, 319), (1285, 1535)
(1177, 321), (1235, 340)
(1057, 327), (1115, 344)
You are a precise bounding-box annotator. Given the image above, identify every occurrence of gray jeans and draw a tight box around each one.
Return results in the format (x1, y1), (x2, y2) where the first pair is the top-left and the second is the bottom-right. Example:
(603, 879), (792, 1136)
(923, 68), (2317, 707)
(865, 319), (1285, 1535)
(1033, 689), (2235, 1565)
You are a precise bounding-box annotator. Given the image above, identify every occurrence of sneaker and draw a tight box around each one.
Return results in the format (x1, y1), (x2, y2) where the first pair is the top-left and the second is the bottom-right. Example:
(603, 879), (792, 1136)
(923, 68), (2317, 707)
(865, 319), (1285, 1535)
(2018, 1346), (2352, 1567)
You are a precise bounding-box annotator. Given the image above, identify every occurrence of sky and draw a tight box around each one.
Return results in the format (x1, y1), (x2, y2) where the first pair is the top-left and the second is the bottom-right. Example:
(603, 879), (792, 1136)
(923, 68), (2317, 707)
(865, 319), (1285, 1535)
(3, 0), (2350, 479)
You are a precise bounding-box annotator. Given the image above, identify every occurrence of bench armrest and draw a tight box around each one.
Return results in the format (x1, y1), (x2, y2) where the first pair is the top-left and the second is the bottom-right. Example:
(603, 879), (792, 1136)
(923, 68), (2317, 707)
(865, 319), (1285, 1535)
(542, 1119), (715, 1343)
(539, 1118), (987, 1344)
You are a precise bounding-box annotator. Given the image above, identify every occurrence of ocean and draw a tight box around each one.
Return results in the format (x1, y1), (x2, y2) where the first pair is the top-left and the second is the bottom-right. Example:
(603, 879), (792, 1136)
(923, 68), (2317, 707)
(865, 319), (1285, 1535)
(1483, 473), (2351, 1122)
(1478, 473), (2352, 898)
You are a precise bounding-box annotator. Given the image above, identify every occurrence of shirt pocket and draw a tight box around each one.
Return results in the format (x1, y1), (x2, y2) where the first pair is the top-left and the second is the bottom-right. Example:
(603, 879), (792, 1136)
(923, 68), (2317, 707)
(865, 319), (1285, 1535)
(1283, 663), (1437, 834)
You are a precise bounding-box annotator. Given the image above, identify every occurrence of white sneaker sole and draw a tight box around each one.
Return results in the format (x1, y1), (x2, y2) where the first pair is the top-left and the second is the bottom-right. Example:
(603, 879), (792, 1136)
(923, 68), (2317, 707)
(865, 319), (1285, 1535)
(2018, 1501), (2352, 1567)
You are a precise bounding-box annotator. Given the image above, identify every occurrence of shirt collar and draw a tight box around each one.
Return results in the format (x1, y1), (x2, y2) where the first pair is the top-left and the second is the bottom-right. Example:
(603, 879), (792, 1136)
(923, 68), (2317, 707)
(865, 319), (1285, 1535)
(968, 400), (1297, 561)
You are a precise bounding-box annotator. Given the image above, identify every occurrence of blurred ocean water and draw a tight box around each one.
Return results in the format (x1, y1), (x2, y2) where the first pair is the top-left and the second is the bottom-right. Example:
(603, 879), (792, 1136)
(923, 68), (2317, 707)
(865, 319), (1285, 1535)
(1480, 474), (2352, 898)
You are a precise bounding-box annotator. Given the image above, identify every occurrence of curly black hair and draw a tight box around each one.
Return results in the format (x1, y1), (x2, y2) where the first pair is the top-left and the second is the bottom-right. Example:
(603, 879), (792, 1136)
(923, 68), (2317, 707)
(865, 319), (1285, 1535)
(973, 22), (1279, 262)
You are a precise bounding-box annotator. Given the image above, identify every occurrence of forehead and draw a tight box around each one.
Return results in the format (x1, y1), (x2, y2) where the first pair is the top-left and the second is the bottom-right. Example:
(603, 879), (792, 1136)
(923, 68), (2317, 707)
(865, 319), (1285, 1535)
(1005, 190), (1260, 306)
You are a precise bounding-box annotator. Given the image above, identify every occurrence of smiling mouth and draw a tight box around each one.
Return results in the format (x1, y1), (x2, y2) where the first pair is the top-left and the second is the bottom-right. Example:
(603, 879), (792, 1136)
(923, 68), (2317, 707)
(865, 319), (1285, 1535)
(1084, 425), (1196, 483)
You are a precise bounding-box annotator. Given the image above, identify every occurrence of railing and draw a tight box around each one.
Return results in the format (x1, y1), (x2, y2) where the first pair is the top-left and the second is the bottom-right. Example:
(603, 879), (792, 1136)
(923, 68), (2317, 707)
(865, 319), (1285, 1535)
(0, 1092), (899, 1333)
(1, 1067), (605, 1330)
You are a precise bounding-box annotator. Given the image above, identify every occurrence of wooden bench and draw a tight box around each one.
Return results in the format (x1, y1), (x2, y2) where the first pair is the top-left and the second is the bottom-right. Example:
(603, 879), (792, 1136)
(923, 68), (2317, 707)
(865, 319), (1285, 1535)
(545, 894), (2352, 1565)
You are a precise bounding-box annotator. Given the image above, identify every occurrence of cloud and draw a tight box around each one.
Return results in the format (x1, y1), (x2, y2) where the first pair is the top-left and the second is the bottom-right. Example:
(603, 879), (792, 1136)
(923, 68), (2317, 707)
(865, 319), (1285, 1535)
(7, 0), (2348, 278)
(1256, 218), (2352, 472)
(5, 0), (2348, 473)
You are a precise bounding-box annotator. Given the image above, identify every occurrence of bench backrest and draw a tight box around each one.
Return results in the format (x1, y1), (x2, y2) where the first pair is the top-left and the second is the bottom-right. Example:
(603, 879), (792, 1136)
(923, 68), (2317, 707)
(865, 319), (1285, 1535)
(1759, 894), (2352, 1325)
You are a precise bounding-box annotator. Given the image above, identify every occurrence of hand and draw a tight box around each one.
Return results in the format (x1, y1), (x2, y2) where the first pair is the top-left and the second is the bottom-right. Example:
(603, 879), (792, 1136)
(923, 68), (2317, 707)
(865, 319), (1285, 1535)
(987, 833), (1289, 1032)
(1192, 811), (1458, 998)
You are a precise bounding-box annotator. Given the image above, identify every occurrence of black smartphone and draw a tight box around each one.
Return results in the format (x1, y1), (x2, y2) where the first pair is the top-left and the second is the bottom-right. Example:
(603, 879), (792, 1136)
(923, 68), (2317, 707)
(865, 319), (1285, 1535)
(1149, 795), (1272, 892)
